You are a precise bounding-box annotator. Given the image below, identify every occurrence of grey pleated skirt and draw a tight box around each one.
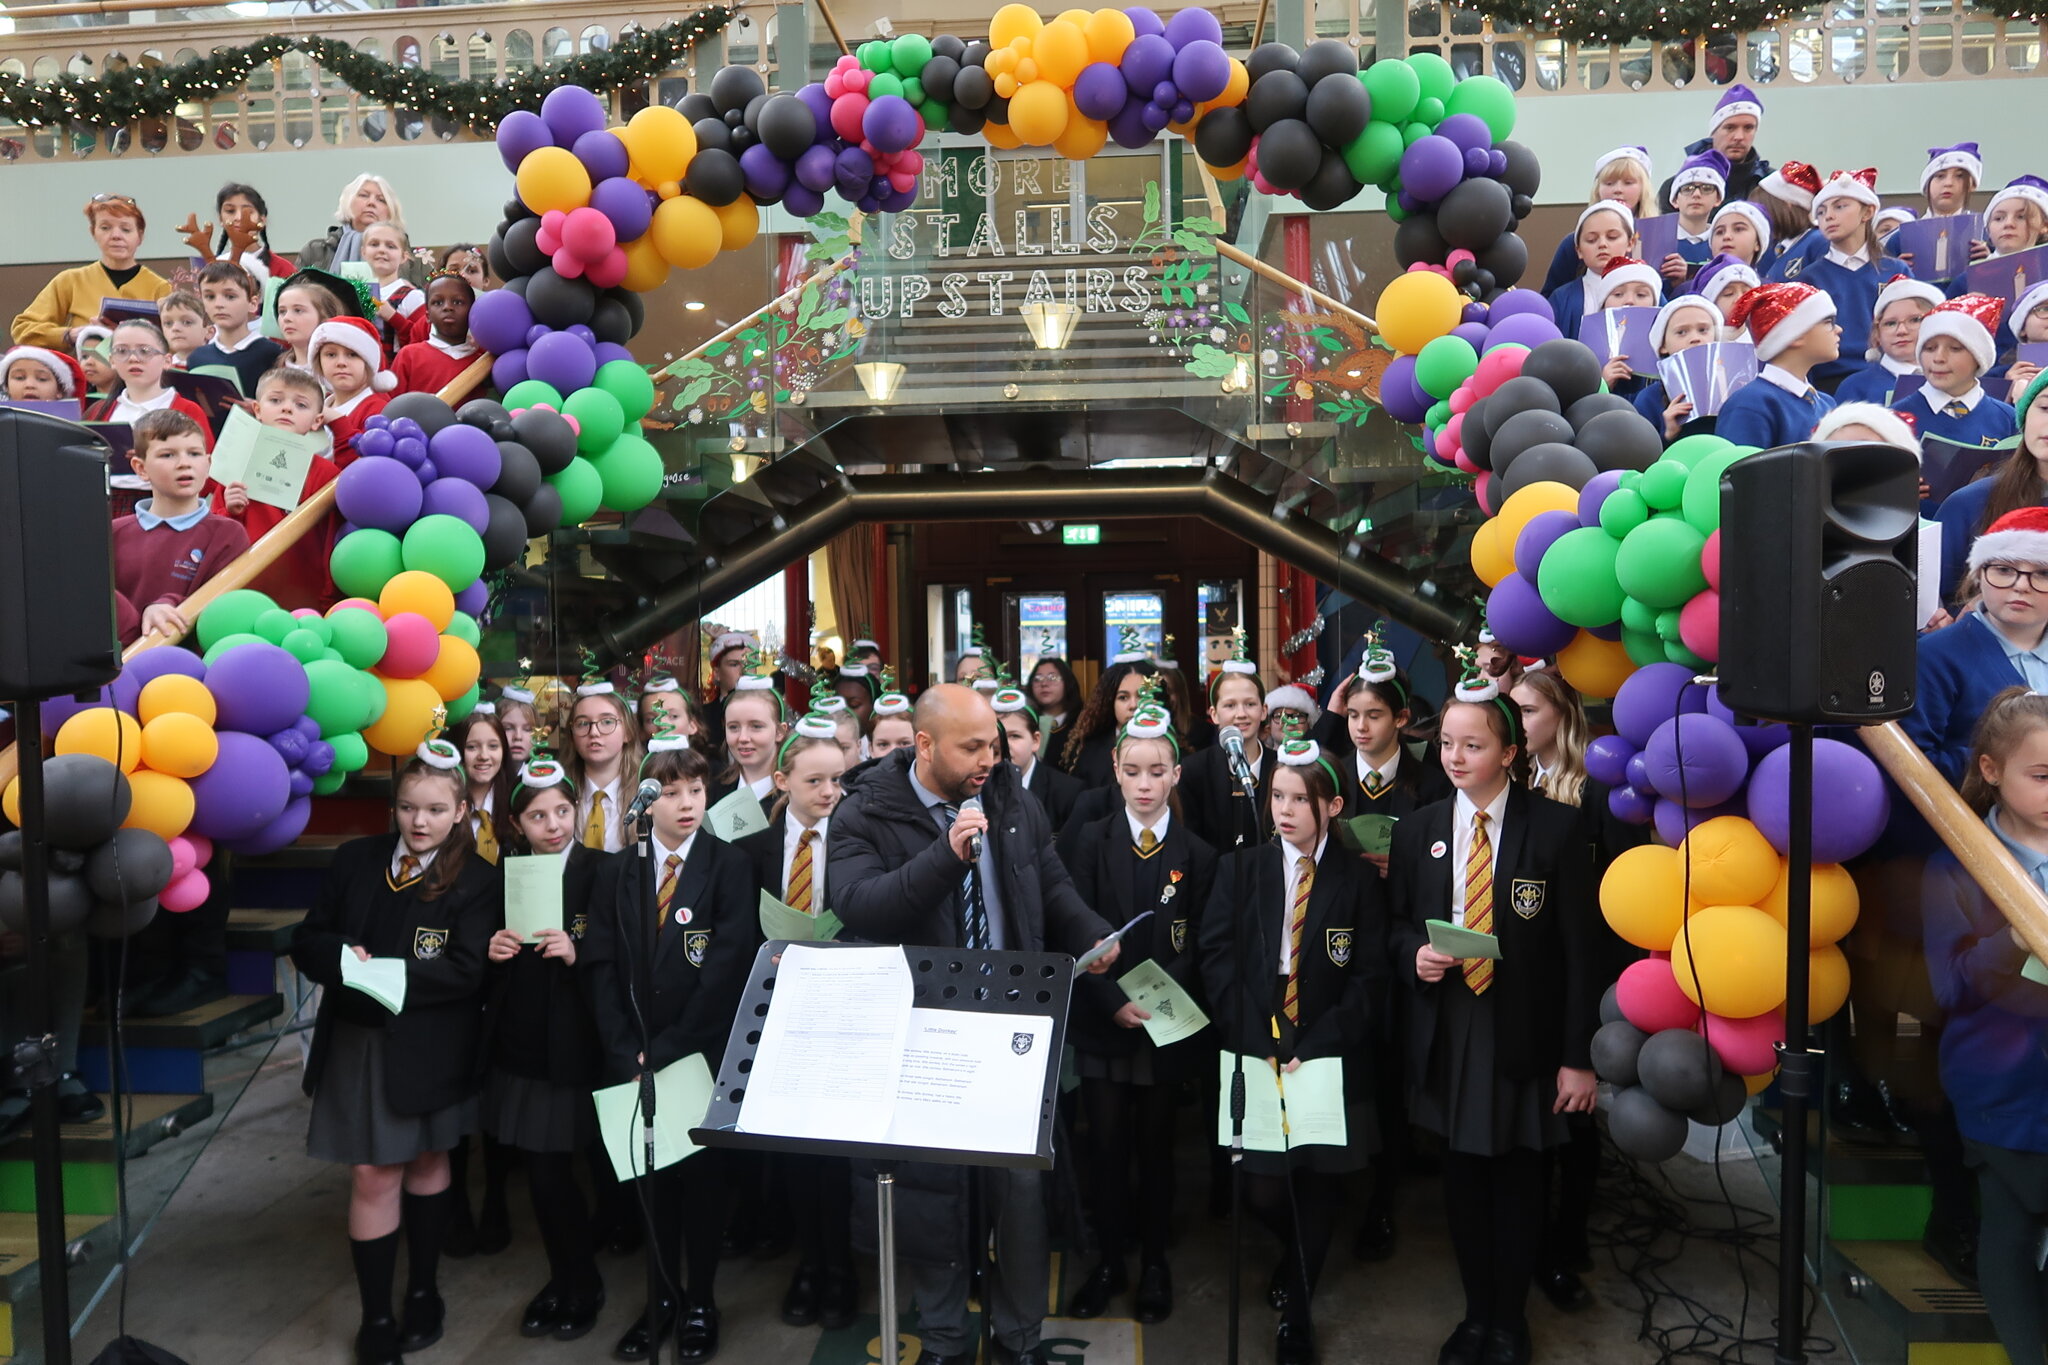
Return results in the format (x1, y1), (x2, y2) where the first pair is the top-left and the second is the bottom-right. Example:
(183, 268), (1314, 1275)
(1410, 982), (1569, 1157)
(306, 1020), (475, 1167)
(483, 1068), (595, 1154)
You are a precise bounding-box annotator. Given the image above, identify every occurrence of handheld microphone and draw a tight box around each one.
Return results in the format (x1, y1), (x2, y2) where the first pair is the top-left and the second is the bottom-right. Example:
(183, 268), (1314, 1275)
(960, 794), (984, 862)
(1219, 725), (1256, 791)
(623, 777), (662, 825)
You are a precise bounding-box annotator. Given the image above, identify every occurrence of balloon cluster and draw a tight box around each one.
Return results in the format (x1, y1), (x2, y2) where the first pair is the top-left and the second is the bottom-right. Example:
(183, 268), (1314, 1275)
(990, 5), (1241, 157)
(1379, 285), (1565, 452)
(0, 761), (174, 943)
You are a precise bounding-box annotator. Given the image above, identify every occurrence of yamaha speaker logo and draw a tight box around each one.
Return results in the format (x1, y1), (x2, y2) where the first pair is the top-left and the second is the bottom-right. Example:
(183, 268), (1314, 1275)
(1868, 670), (1886, 706)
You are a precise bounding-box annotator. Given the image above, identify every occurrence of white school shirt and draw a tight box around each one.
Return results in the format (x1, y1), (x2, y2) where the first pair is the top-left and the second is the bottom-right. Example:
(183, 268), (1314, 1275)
(1276, 836), (1328, 975)
(1125, 807), (1171, 846)
(1758, 364), (1817, 400)
(1915, 382), (1986, 415)
(1825, 246), (1873, 272)
(1449, 786), (1510, 927)
(782, 816), (828, 908)
(390, 844), (439, 879)
(579, 775), (625, 852)
(1357, 750), (1402, 794)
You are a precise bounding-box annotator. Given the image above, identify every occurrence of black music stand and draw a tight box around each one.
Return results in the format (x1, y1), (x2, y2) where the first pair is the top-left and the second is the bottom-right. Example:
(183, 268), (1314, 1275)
(691, 940), (1074, 1363)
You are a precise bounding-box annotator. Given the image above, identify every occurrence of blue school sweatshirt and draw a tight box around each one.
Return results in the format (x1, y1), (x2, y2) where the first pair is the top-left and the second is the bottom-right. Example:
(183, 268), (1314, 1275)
(1834, 360), (1918, 406)
(1902, 608), (2029, 784)
(1716, 373), (1835, 450)
(1895, 388), (2019, 451)
(1766, 237), (1911, 388)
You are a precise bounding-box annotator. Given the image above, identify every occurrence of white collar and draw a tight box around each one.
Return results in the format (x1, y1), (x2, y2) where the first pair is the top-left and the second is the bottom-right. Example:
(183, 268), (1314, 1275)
(748, 773), (777, 800)
(1282, 834), (1328, 867)
(1919, 382), (1986, 414)
(1759, 364), (1814, 397)
(1357, 748), (1402, 786)
(427, 334), (478, 358)
(391, 842), (439, 877)
(1125, 807), (1171, 844)
(210, 327), (265, 353)
(1678, 227), (1710, 243)
(1454, 783), (1511, 831)
(652, 829), (699, 865)
(1015, 757), (1037, 787)
(1825, 245), (1871, 270)
(329, 387), (373, 417)
(112, 388), (176, 417)
(1532, 755), (1555, 785)
(786, 815), (827, 849)
(1880, 353), (1919, 376)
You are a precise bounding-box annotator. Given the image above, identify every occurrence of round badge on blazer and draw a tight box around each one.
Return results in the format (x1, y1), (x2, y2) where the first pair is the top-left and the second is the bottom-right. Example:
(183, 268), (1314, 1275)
(1430, 840), (1448, 859)
(674, 905), (693, 926)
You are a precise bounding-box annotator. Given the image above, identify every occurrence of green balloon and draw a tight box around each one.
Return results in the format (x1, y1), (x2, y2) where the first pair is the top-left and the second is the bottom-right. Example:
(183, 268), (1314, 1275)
(1444, 72), (1516, 141)
(502, 379), (565, 412)
(1342, 120), (1405, 188)
(1656, 608), (1684, 642)
(282, 628), (327, 664)
(1666, 640), (1708, 668)
(305, 658), (372, 736)
(1622, 627), (1667, 667)
(1617, 470), (1642, 492)
(446, 683), (480, 724)
(1416, 335), (1479, 400)
(1599, 487), (1650, 539)
(252, 607), (298, 645)
(445, 611), (481, 647)
(329, 730), (370, 773)
(1401, 121), (1430, 147)
(202, 632), (266, 665)
(325, 606), (388, 670)
(352, 671), (388, 729)
(1615, 517), (1707, 609)
(297, 613), (334, 646)
(312, 771), (348, 796)
(592, 359), (656, 423)
(1413, 95), (1445, 127)
(1536, 527), (1626, 628)
(330, 529), (405, 600)
(195, 588), (279, 651)
(1406, 51), (1456, 103)
(1426, 398), (1452, 429)
(1361, 60), (1420, 126)
(401, 514), (485, 591)
(1680, 446), (1752, 533)
(1662, 432), (1732, 471)
(1384, 197), (1409, 223)
(1620, 595), (1660, 635)
(564, 387), (625, 454)
(903, 82), (927, 108)
(1637, 460), (1689, 511)
(548, 456), (605, 526)
(925, 98), (951, 129)
(860, 38), (893, 73)
(592, 433), (667, 512)
(891, 32), (933, 76)
(869, 71), (905, 101)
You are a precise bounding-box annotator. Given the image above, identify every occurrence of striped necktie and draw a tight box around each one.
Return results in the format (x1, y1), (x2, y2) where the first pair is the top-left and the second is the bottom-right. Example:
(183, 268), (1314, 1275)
(942, 804), (990, 950)
(1365, 768), (1386, 797)
(1463, 811), (1496, 995)
(583, 790), (608, 850)
(788, 829), (816, 914)
(1944, 399), (1970, 418)
(1283, 854), (1312, 1024)
(656, 853), (683, 929)
(391, 853), (421, 891)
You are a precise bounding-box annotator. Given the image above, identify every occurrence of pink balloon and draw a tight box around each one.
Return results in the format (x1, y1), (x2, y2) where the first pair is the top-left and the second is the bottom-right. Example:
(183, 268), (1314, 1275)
(1474, 472), (1494, 515)
(563, 206), (616, 261)
(1473, 346), (1528, 396)
(292, 607), (321, 619)
(888, 171), (918, 194)
(185, 833), (214, 867)
(168, 836), (198, 883)
(830, 92), (870, 144)
(1679, 588), (1721, 662)
(585, 248), (629, 290)
(824, 71), (847, 98)
(1702, 529), (1722, 591)
(1448, 386), (1475, 415)
(899, 150), (924, 177)
(535, 209), (566, 256)
(1698, 1009), (1783, 1076)
(1453, 448), (1480, 474)
(1616, 957), (1702, 1034)
(550, 247), (587, 279)
(161, 867), (209, 913)
(378, 612), (441, 679)
(329, 597), (379, 617)
(1442, 413), (1465, 449)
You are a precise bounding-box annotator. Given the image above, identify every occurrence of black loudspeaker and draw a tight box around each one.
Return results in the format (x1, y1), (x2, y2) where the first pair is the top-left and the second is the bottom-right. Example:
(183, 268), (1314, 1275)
(0, 410), (120, 699)
(1719, 441), (1918, 724)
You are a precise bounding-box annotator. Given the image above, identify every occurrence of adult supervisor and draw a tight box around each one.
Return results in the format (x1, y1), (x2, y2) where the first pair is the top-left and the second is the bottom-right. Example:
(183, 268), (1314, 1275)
(829, 683), (1121, 1365)
(1659, 83), (1772, 212)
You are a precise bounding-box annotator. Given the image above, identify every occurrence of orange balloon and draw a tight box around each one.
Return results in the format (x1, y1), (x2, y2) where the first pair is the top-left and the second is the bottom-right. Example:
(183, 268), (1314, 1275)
(1760, 859), (1861, 945)
(122, 769), (195, 840)
(1032, 18), (1090, 88)
(1470, 520), (1514, 588)
(650, 195), (722, 271)
(421, 636), (483, 704)
(1807, 943), (1852, 1025)
(140, 712), (219, 779)
(990, 1), (1043, 47)
(1743, 1069), (1778, 1095)
(982, 120), (1023, 150)
(138, 673), (217, 726)
(715, 195), (760, 252)
(1083, 7), (1137, 65)
(1054, 113), (1107, 160)
(1207, 157), (1247, 182)
(379, 570), (455, 632)
(1554, 630), (1634, 699)
(57, 707), (143, 772)
(621, 236), (671, 293)
(365, 677), (444, 757)
(1008, 80), (1071, 146)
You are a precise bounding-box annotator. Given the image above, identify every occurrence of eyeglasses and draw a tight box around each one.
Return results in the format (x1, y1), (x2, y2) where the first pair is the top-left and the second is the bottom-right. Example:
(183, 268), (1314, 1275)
(1984, 563), (2048, 592)
(572, 715), (622, 735)
(110, 346), (165, 360)
(89, 193), (137, 206)
(1878, 316), (1927, 332)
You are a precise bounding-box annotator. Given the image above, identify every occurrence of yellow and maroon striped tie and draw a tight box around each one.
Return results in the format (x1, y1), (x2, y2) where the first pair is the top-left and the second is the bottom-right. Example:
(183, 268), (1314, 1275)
(392, 853), (421, 890)
(656, 853), (682, 929)
(788, 830), (816, 914)
(1283, 854), (1313, 1024)
(1463, 811), (1495, 995)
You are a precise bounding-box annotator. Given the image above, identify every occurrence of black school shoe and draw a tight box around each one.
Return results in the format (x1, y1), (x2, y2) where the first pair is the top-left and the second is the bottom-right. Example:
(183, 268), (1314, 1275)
(677, 1302), (720, 1360)
(554, 1283), (605, 1343)
(354, 1315), (403, 1365)
(780, 1265), (821, 1327)
(1133, 1262), (1173, 1323)
(520, 1284), (564, 1338)
(396, 1288), (444, 1353)
(818, 1267), (857, 1330)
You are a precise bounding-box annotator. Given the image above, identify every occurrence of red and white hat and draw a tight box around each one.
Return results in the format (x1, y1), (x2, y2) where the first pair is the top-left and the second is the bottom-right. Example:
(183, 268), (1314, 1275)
(1586, 256), (1661, 312)
(1917, 292), (2005, 375)
(1969, 506), (2048, 574)
(1814, 402), (1921, 459)
(1648, 294), (1725, 352)
(0, 345), (87, 399)
(1811, 167), (1881, 217)
(1726, 282), (1837, 362)
(308, 316), (395, 392)
(1865, 274), (1945, 360)
(1758, 160), (1822, 211)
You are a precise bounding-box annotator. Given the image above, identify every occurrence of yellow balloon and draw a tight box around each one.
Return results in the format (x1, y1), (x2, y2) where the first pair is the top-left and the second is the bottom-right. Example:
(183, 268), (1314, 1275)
(1083, 7), (1136, 64)
(993, 71), (1021, 99)
(624, 104), (696, 185)
(1677, 816), (1780, 909)
(1207, 157), (1247, 182)
(1053, 113), (1107, 160)
(139, 712), (219, 780)
(1374, 269), (1466, 356)
(1470, 519), (1514, 589)
(621, 235), (672, 293)
(1807, 943), (1851, 1024)
(715, 195), (761, 252)
(1554, 630), (1634, 699)
(1491, 481), (1580, 556)
(137, 673), (217, 727)
(1008, 35), (1036, 57)
(982, 119), (1024, 150)
(421, 636), (482, 703)
(1016, 57), (1041, 84)
(1759, 859), (1860, 945)
(365, 677), (445, 757)
(379, 570), (455, 632)
(57, 707), (143, 772)
(514, 145), (593, 215)
(122, 769), (194, 841)
(1599, 844), (1686, 951)
(649, 195), (722, 271)
(1056, 8), (1092, 28)
(1743, 1068), (1778, 1095)
(1670, 904), (1788, 1019)
(1, 777), (14, 826)
(990, 2), (1044, 48)
(1032, 18), (1090, 88)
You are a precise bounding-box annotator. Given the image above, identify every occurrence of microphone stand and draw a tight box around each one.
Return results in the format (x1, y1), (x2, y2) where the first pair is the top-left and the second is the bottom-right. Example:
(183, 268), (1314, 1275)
(1225, 755), (1257, 1365)
(629, 805), (672, 1365)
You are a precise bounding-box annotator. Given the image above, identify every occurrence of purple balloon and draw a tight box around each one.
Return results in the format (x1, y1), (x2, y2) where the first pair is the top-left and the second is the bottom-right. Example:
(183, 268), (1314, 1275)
(421, 478), (491, 536)
(189, 732), (291, 842)
(540, 84), (607, 149)
(292, 713), (322, 741)
(268, 726), (310, 768)
(835, 145), (876, 201)
(490, 349), (530, 394)
(1140, 102), (1172, 132)
(1463, 146), (1491, 178)
(1612, 662), (1711, 749)
(127, 646), (206, 688)
(1486, 311), (1562, 353)
(857, 191), (882, 214)
(414, 457), (439, 485)
(795, 143), (838, 194)
(1514, 509), (1581, 581)
(1578, 469), (1626, 527)
(594, 342), (635, 367)
(1642, 713), (1750, 807)
(740, 144), (793, 202)
(1749, 739), (1890, 864)
(223, 794), (312, 858)
(334, 455), (423, 533)
(1396, 191), (1422, 214)
(590, 176), (654, 242)
(454, 580), (490, 619)
(1588, 621), (1624, 642)
(1587, 734), (1637, 787)
(1437, 113), (1492, 154)
(863, 94), (921, 155)
(206, 642), (309, 738)
(1487, 148), (1509, 177)
(1491, 288), (1553, 322)
(1121, 34), (1177, 96)
(797, 82), (835, 132)
(1707, 686), (1792, 761)
(1163, 6), (1222, 47)
(1380, 355), (1429, 423)
(303, 740), (336, 778)
(783, 183), (826, 218)
(1609, 784), (1655, 826)
(1074, 63), (1127, 120)
(1108, 95), (1155, 149)
(566, 324), (595, 346)
(525, 324), (553, 348)
(497, 109), (553, 173)
(1462, 302), (1491, 324)
(353, 426), (395, 462)
(1400, 135), (1464, 203)
(1152, 80), (1178, 105)
(288, 769), (315, 799)
(1173, 41), (1231, 102)
(1451, 321), (1491, 353)
(880, 185), (918, 213)
(1125, 6), (1165, 38)
(428, 422), (503, 490)
(1625, 752), (1651, 791)
(572, 129), (631, 182)
(469, 288), (535, 356)
(41, 689), (115, 734)
(1486, 572), (1577, 657)
(524, 330), (598, 395)
(1653, 795), (1744, 847)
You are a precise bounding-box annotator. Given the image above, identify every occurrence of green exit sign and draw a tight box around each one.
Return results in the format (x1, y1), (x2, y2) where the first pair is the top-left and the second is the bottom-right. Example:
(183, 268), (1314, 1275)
(1062, 524), (1102, 546)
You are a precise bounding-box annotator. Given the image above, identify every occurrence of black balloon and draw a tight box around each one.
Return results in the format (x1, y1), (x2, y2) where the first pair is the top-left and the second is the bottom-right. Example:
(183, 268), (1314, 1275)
(503, 274), (531, 300)
(1299, 149), (1362, 212)
(492, 441), (543, 505)
(590, 296), (635, 347)
(1295, 38), (1359, 87)
(985, 96), (1011, 126)
(513, 410), (579, 474)
(950, 104), (987, 136)
(1590, 1020), (1648, 1087)
(742, 92), (769, 129)
(383, 392), (457, 436)
(953, 65), (994, 110)
(521, 482), (565, 537)
(1438, 177), (1513, 252)
(1476, 232), (1528, 288)
(86, 896), (157, 940)
(686, 148), (745, 207)
(0, 830), (19, 870)
(1689, 1072), (1749, 1127)
(710, 63), (766, 116)
(1254, 118), (1321, 192)
(1461, 396), (1495, 469)
(1246, 42), (1301, 83)
(728, 124), (756, 155)
(525, 269), (598, 329)
(1481, 377), (1563, 435)
(457, 397), (510, 431)
(46, 874), (91, 935)
(1452, 259), (1479, 288)
(485, 230), (514, 286)
(502, 217), (546, 278)
(1577, 408), (1664, 472)
(932, 33), (966, 60)
(1193, 107), (1253, 169)
(693, 117), (733, 154)
(674, 93), (717, 124)
(1393, 212), (1448, 269)
(1497, 139), (1543, 198)
(85, 828), (173, 904)
(1599, 983), (1627, 1026)
(1511, 192), (1535, 220)
(1610, 1085), (1688, 1163)
(1638, 1029), (1724, 1113)
(604, 287), (645, 340)
(1565, 392), (1638, 429)
(962, 40), (991, 66)
(1521, 339), (1606, 409)
(502, 197), (536, 224)
(1304, 72), (1370, 147)
(1501, 441), (1597, 496)
(482, 493), (530, 569)
(1246, 70), (1309, 134)
(920, 55), (960, 104)
(51, 848), (84, 873)
(1488, 409), (1575, 465)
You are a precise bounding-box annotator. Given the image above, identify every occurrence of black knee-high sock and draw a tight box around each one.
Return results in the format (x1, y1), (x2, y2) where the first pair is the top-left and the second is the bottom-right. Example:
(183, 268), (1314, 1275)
(402, 1188), (454, 1295)
(679, 1153), (733, 1306)
(1546, 1118), (1600, 1268)
(445, 1137), (475, 1229)
(1134, 1084), (1177, 1266)
(481, 1134), (515, 1219)
(1490, 1149), (1546, 1329)
(528, 1152), (599, 1295)
(1441, 1152), (1498, 1326)
(351, 1230), (401, 1324)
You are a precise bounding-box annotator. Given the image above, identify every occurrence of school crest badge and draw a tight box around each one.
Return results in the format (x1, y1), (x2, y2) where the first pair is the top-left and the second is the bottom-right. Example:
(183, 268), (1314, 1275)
(1011, 1032), (1035, 1055)
(684, 930), (710, 967)
(413, 927), (447, 961)
(1326, 928), (1354, 966)
(1511, 879), (1546, 919)
(1170, 918), (1189, 953)
(569, 912), (588, 940)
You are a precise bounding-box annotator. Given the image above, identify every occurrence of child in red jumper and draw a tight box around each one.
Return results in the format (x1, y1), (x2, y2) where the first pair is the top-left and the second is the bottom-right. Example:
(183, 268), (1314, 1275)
(112, 409), (249, 645)
(2, 344), (89, 419)
(311, 316), (394, 468)
(393, 274), (482, 396)
(212, 366), (339, 612)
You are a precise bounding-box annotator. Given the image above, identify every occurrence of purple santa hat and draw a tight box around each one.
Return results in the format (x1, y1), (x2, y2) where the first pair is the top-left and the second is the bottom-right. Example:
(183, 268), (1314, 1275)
(1709, 83), (1763, 135)
(1672, 149), (1732, 196)
(1919, 142), (1983, 191)
(1989, 175), (2048, 222)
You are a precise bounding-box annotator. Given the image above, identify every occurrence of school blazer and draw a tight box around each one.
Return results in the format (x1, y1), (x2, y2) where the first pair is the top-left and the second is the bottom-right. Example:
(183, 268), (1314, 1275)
(1063, 812), (1218, 1059)
(1019, 760), (1084, 833)
(483, 842), (605, 1088)
(1387, 786), (1599, 1083)
(1197, 841), (1389, 1099)
(735, 813), (839, 923)
(291, 835), (502, 1115)
(1333, 745), (1447, 823)
(1180, 744), (1276, 854)
(578, 833), (761, 1085)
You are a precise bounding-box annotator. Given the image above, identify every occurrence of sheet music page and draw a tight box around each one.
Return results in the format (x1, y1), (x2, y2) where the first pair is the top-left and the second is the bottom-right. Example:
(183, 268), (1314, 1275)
(736, 945), (913, 1143)
(882, 1009), (1054, 1156)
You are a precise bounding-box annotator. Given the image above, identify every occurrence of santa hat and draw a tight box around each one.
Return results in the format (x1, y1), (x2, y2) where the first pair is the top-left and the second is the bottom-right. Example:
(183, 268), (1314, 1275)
(709, 630), (757, 660)
(1969, 506), (2048, 574)
(1575, 200), (1635, 238)
(1758, 160), (1822, 211)
(1987, 175), (2048, 222)
(1648, 294), (1726, 353)
(1592, 146), (1653, 184)
(1694, 253), (1760, 305)
(1917, 292), (2005, 374)
(1672, 149), (1731, 196)
(308, 317), (395, 392)
(1812, 167), (1881, 217)
(0, 345), (86, 399)
(1920, 142), (1983, 191)
(1727, 282), (1837, 361)
(1585, 257), (1661, 312)
(1709, 84), (1763, 135)
(1814, 403), (1921, 459)
(1264, 684), (1319, 725)
(1865, 274), (1945, 359)
(1875, 205), (1918, 237)
(1710, 201), (1773, 255)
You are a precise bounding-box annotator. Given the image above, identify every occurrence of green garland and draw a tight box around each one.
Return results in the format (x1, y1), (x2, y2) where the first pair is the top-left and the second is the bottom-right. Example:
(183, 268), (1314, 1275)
(0, 4), (733, 134)
(1472, 0), (1790, 46)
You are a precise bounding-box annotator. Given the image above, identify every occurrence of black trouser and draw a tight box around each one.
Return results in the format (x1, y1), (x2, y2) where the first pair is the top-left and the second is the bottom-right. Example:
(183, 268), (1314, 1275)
(1079, 1075), (1176, 1267)
(1976, 1155), (2048, 1365)
(1244, 1169), (1339, 1329)
(528, 1149), (600, 1297)
(1442, 1148), (1546, 1330)
(127, 853), (231, 981)
(637, 1148), (733, 1311)
(787, 1153), (853, 1273)
(1543, 1115), (1600, 1270)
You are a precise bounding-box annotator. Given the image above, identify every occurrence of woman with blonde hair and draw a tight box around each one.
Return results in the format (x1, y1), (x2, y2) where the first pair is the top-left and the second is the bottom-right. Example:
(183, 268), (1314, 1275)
(299, 173), (427, 284)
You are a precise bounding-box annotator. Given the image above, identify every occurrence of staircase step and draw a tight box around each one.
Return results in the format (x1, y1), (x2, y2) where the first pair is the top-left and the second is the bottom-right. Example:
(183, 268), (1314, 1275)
(224, 908), (303, 955)
(1833, 1239), (2002, 1351)
(0, 1092), (214, 1216)
(0, 1210), (114, 1320)
(78, 994), (284, 1094)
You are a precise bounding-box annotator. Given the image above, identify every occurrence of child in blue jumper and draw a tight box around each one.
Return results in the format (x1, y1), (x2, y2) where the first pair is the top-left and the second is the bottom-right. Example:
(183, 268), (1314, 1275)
(1894, 293), (2019, 453)
(1768, 168), (1909, 391)
(1718, 282), (1840, 449)
(1838, 276), (1944, 407)
(1908, 505), (2048, 781)
(1657, 150), (1728, 291)
(1543, 203), (1636, 340)
(1537, 147), (1655, 296)
(1935, 371), (2048, 604)
(1631, 293), (1725, 442)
